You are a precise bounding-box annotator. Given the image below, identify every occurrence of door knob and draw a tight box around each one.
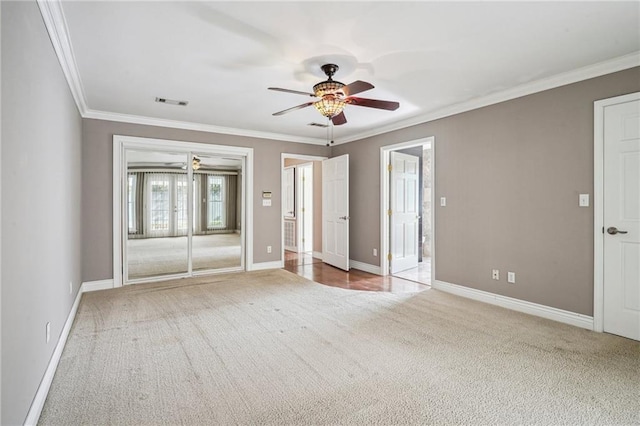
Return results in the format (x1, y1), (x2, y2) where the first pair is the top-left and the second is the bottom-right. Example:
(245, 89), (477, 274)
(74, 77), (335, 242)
(339, 216), (350, 220)
(607, 226), (628, 235)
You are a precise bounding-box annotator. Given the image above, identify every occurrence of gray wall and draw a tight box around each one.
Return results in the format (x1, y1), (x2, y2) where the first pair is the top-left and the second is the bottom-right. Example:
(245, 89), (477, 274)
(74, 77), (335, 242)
(1, 2), (83, 424)
(332, 67), (640, 316)
(82, 119), (329, 282)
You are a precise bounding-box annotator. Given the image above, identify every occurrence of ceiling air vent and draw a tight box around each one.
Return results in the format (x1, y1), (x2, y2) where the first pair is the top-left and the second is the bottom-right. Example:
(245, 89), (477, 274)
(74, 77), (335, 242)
(155, 97), (189, 106)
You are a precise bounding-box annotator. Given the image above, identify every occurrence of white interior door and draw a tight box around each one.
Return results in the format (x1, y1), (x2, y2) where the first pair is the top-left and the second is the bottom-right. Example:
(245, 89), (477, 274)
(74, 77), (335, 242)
(322, 155), (349, 271)
(603, 97), (640, 341)
(390, 151), (420, 273)
(298, 163), (313, 253)
(283, 167), (295, 219)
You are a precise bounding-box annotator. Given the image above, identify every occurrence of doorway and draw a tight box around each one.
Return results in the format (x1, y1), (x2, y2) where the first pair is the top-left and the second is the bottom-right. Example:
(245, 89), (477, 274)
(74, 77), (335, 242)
(113, 136), (254, 287)
(381, 137), (434, 285)
(281, 154), (326, 269)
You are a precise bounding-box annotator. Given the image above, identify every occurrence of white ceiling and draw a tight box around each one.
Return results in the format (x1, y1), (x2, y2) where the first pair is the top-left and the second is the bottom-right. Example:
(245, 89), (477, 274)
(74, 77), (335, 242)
(57, 1), (640, 144)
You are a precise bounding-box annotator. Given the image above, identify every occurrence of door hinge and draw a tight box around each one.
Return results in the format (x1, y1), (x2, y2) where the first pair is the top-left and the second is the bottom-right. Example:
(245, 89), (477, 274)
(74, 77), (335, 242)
(602, 227), (604, 234)
(388, 209), (392, 216)
(387, 164), (392, 172)
(301, 208), (305, 213)
(387, 253), (392, 261)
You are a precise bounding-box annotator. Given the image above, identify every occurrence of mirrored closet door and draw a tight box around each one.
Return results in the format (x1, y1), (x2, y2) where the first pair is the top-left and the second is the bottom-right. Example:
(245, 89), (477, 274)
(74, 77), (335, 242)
(126, 150), (189, 280)
(191, 153), (242, 273)
(124, 149), (243, 283)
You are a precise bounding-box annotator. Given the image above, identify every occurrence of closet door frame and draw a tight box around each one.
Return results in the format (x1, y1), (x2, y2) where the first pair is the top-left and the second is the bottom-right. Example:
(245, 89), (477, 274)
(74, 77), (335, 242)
(113, 135), (254, 288)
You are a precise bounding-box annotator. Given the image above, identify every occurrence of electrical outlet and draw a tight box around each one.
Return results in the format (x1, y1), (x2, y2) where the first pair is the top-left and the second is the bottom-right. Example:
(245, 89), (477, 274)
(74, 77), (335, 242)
(440, 197), (447, 207)
(46, 322), (51, 343)
(267, 246), (272, 254)
(507, 272), (516, 284)
(373, 248), (377, 256)
(492, 269), (500, 280)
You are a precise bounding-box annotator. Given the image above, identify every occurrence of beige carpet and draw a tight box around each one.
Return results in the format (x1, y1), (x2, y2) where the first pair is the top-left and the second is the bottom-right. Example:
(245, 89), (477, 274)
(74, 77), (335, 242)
(40, 270), (639, 425)
(127, 234), (241, 279)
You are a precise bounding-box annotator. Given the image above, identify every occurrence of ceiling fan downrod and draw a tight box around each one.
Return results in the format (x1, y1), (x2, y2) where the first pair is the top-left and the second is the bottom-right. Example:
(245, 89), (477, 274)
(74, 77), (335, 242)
(321, 63), (339, 80)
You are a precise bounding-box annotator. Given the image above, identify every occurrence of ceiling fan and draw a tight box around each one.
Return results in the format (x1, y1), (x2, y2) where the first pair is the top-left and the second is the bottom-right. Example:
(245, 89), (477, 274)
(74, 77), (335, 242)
(269, 64), (399, 126)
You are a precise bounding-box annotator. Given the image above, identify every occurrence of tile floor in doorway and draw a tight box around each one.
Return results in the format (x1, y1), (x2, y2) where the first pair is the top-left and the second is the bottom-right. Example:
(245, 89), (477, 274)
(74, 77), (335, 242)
(392, 258), (432, 285)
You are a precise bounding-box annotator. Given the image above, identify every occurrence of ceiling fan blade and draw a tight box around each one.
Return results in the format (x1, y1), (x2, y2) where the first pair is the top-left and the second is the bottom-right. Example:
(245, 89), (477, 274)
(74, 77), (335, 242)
(272, 102), (315, 116)
(346, 97), (399, 111)
(331, 111), (347, 125)
(342, 80), (374, 96)
(268, 87), (316, 97)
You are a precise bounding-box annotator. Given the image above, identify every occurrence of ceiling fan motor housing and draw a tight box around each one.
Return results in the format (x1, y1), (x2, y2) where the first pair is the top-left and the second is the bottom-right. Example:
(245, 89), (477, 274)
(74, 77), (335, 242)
(313, 64), (346, 97)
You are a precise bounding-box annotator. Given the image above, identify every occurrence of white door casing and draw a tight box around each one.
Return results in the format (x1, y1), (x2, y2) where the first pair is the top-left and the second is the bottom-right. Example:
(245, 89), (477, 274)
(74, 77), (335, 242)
(322, 154), (349, 271)
(380, 137), (434, 279)
(281, 154), (327, 264)
(602, 96), (640, 341)
(390, 151), (420, 273)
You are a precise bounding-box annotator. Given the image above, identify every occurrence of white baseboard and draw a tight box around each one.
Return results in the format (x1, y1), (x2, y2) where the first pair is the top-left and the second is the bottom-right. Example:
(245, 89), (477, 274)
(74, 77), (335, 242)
(250, 260), (284, 271)
(24, 287), (83, 426)
(313, 251), (323, 260)
(81, 278), (114, 292)
(349, 260), (382, 275)
(432, 280), (594, 330)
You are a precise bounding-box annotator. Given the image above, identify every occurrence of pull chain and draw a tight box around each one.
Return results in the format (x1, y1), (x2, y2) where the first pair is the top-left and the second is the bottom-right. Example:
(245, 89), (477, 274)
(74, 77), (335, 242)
(326, 118), (330, 146)
(330, 120), (334, 145)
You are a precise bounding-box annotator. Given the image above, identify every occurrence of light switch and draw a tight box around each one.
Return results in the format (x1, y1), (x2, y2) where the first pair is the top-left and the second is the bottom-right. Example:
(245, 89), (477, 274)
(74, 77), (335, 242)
(579, 194), (589, 207)
(440, 197), (447, 207)
(262, 199), (271, 207)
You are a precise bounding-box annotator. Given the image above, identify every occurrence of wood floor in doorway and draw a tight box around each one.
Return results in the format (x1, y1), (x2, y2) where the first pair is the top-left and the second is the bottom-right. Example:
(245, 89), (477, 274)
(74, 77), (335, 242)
(283, 251), (429, 293)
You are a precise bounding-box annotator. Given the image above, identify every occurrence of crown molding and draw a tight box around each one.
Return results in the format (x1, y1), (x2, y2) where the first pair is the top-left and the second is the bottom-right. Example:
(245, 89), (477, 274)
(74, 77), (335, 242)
(38, 0), (325, 145)
(84, 109), (327, 145)
(37, 0), (88, 115)
(39, 0), (638, 147)
(335, 52), (640, 144)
